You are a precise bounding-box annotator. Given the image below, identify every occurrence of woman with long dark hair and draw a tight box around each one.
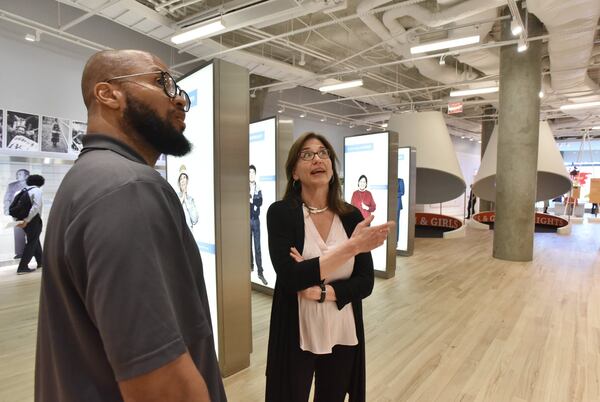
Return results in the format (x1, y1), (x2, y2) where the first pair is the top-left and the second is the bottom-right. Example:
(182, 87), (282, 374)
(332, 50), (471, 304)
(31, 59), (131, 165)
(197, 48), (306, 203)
(265, 132), (393, 402)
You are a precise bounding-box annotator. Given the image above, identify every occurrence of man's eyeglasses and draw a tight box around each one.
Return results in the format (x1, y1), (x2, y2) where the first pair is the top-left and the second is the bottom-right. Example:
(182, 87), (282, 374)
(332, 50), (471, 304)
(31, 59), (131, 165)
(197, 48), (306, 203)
(298, 149), (330, 161)
(106, 71), (191, 112)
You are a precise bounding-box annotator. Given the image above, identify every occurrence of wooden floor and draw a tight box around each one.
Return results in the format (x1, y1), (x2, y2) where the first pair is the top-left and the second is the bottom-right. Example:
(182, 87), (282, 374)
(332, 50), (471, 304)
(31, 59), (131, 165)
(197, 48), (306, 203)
(1, 223), (599, 401)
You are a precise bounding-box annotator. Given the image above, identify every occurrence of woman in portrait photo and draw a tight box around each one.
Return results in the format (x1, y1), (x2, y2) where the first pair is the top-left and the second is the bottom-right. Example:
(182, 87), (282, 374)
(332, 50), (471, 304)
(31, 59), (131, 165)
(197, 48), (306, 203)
(350, 175), (376, 219)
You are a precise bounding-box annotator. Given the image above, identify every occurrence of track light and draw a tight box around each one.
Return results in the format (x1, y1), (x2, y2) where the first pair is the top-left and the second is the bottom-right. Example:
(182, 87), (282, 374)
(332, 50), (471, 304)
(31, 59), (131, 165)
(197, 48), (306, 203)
(511, 18), (523, 36)
(300, 111), (306, 118)
(336, 120), (342, 126)
(320, 116), (326, 122)
(517, 37), (528, 52)
(366, 126), (372, 132)
(277, 105), (284, 114)
(410, 35), (480, 54)
(381, 123), (388, 128)
(298, 52), (306, 66)
(439, 55), (446, 65)
(250, 90), (256, 98)
(25, 30), (40, 42)
(349, 123), (355, 128)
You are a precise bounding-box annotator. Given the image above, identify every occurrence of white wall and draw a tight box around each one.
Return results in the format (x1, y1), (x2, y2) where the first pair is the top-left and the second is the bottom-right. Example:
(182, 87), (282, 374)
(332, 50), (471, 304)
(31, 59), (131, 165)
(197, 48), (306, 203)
(0, 34), (87, 123)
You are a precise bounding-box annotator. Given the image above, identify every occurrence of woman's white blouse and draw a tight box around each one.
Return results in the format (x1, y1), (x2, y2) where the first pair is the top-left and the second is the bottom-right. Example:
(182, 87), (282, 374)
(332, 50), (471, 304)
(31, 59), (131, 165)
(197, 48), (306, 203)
(298, 206), (358, 354)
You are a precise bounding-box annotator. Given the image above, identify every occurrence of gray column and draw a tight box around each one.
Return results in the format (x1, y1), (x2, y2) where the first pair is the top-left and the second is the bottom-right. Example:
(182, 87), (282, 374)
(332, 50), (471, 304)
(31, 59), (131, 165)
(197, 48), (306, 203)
(479, 106), (495, 212)
(493, 9), (543, 261)
(213, 60), (252, 375)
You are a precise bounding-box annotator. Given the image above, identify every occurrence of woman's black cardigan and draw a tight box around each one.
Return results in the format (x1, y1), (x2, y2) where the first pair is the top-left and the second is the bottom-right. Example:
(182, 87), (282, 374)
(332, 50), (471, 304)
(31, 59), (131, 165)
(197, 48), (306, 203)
(264, 197), (374, 402)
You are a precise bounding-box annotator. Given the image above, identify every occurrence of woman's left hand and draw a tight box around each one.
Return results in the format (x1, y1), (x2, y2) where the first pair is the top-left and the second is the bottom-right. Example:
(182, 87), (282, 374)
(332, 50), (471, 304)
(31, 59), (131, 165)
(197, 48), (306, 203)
(298, 286), (321, 301)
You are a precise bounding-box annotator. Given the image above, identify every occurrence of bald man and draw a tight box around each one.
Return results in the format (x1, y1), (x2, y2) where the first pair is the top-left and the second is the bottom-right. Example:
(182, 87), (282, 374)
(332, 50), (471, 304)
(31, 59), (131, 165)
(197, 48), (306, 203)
(35, 50), (226, 402)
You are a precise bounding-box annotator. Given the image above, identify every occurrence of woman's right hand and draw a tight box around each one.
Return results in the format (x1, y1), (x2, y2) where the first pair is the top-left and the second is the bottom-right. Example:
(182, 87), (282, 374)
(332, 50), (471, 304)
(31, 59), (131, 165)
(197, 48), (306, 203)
(349, 215), (394, 254)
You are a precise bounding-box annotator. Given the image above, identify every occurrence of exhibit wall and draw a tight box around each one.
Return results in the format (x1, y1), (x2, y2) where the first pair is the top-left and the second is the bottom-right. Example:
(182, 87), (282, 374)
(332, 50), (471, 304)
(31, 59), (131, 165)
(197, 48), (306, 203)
(344, 132), (390, 271)
(166, 63), (218, 353)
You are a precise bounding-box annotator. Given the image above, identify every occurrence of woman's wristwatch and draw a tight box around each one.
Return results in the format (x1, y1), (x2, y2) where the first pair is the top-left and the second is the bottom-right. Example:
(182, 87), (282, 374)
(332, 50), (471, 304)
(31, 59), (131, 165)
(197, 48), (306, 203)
(318, 283), (326, 303)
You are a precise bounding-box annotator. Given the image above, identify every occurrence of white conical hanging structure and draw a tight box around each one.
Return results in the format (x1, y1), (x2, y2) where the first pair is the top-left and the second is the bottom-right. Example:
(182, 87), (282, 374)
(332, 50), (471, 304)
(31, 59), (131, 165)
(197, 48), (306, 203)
(388, 111), (466, 204)
(473, 121), (571, 202)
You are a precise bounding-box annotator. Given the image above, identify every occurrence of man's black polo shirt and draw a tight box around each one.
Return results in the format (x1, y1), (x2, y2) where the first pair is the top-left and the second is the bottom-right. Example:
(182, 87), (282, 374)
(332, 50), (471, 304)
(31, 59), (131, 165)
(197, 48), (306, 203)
(35, 134), (226, 402)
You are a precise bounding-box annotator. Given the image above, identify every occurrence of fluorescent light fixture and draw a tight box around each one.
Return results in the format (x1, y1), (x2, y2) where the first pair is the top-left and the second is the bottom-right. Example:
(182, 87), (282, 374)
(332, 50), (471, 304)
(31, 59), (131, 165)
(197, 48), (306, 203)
(171, 19), (225, 44)
(560, 101), (600, 111)
(319, 79), (363, 92)
(410, 35), (480, 54)
(511, 19), (523, 36)
(591, 126), (600, 130)
(517, 38), (528, 52)
(450, 86), (499, 97)
(381, 123), (388, 128)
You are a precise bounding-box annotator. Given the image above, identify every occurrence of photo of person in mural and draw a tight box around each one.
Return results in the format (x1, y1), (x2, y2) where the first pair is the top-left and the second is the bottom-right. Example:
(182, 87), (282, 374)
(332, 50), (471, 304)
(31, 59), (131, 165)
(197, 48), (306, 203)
(178, 165), (199, 229)
(41, 116), (69, 153)
(71, 121), (87, 153)
(4, 169), (30, 258)
(7, 111), (39, 151)
(397, 177), (405, 240)
(350, 174), (377, 219)
(249, 164), (267, 286)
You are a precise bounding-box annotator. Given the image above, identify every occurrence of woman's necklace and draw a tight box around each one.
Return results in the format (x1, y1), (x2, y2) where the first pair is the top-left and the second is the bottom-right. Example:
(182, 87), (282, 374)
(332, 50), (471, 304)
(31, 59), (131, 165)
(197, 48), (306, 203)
(303, 203), (329, 214)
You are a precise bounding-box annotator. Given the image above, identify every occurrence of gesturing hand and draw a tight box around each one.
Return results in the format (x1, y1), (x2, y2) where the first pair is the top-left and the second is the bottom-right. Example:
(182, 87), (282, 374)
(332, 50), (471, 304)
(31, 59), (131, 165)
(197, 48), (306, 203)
(350, 215), (395, 254)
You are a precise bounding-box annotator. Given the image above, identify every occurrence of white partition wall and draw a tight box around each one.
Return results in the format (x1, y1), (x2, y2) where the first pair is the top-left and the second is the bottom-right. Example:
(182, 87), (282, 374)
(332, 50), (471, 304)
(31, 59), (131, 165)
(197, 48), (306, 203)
(249, 117), (277, 289)
(344, 131), (398, 278)
(167, 60), (251, 376)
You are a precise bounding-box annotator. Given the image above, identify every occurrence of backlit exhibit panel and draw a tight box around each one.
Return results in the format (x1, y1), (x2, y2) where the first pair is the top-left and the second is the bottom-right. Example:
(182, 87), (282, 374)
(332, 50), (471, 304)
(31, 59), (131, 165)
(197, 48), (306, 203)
(397, 147), (411, 252)
(166, 63), (218, 353)
(249, 117), (276, 289)
(344, 132), (389, 271)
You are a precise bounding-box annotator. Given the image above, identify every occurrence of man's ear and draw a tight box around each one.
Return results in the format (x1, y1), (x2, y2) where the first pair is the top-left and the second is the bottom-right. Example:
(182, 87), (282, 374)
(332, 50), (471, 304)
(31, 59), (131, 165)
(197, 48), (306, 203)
(94, 82), (123, 110)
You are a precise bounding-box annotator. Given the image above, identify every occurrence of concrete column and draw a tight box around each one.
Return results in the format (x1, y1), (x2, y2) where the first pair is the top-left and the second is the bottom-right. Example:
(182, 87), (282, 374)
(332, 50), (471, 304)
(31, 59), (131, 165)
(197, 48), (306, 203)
(493, 8), (543, 261)
(479, 106), (495, 212)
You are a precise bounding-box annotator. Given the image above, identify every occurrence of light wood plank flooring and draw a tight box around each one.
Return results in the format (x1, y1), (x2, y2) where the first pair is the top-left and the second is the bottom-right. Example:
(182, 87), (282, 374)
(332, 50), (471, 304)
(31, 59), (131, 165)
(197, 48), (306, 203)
(1, 223), (599, 401)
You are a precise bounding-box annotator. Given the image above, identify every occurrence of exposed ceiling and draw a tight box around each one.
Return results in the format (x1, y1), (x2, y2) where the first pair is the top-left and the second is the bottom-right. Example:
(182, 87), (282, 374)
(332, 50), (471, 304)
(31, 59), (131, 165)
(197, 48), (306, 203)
(1, 0), (599, 140)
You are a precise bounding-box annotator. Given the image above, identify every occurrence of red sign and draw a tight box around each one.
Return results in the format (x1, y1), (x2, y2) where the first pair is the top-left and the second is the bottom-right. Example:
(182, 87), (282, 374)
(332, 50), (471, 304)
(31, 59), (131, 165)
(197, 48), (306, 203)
(472, 212), (568, 228)
(416, 213), (462, 229)
(448, 102), (463, 114)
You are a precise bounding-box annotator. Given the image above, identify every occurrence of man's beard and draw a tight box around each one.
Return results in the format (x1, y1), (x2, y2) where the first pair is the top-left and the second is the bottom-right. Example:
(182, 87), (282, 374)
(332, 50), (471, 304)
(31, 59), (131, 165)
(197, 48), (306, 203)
(123, 95), (192, 157)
